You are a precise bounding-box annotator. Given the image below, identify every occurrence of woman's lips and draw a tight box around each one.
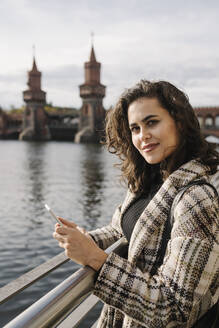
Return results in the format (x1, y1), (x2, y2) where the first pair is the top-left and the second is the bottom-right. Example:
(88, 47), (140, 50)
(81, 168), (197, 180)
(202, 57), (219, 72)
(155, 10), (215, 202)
(142, 143), (159, 152)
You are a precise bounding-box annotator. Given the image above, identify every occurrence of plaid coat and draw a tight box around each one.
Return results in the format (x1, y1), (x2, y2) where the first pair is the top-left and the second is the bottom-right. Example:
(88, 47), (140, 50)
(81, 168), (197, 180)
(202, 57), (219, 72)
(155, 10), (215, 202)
(90, 159), (219, 328)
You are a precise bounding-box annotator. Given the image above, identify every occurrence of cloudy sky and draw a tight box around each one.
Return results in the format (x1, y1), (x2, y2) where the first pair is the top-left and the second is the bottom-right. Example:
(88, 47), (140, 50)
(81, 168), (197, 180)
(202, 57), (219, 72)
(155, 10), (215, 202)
(0, 0), (219, 110)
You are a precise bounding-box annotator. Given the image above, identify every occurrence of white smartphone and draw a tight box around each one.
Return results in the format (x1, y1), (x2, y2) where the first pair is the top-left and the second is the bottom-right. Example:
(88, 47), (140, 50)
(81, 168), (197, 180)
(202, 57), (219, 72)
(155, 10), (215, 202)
(45, 204), (63, 226)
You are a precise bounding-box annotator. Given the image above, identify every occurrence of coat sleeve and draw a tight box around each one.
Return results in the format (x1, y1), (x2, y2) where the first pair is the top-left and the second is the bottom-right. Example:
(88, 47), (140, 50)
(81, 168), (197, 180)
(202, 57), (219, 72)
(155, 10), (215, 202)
(89, 190), (133, 249)
(89, 205), (124, 250)
(93, 184), (219, 327)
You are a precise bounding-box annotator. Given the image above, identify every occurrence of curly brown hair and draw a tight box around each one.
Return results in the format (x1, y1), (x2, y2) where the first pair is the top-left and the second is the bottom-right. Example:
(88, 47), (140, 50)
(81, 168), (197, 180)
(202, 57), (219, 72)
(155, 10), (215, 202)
(104, 80), (219, 193)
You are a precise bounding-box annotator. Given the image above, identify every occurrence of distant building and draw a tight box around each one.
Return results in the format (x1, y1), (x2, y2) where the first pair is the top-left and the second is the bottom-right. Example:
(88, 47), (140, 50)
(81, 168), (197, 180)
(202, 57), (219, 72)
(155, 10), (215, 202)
(19, 57), (50, 141)
(194, 106), (219, 138)
(1, 46), (219, 142)
(46, 106), (79, 141)
(75, 45), (106, 142)
(0, 108), (22, 139)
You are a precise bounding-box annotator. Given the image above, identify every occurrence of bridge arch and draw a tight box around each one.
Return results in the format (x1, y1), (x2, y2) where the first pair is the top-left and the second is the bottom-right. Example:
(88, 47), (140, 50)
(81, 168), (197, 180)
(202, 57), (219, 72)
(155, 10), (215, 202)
(205, 115), (214, 127)
(197, 115), (204, 127)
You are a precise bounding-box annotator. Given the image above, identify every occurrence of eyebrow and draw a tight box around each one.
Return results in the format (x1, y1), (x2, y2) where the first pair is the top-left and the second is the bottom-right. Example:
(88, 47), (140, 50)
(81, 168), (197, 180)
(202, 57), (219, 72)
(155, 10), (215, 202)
(129, 114), (158, 128)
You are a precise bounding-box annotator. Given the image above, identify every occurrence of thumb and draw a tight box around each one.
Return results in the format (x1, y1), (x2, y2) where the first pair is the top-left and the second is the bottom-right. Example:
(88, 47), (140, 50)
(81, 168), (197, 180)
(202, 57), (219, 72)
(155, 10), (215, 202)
(77, 226), (86, 234)
(58, 217), (77, 228)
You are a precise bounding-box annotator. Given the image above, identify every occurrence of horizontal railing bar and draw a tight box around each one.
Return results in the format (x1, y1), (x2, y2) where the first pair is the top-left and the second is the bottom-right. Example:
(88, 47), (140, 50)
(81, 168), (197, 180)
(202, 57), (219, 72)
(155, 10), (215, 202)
(3, 266), (94, 328)
(0, 252), (69, 305)
(3, 238), (127, 328)
(57, 294), (100, 328)
(91, 320), (99, 328)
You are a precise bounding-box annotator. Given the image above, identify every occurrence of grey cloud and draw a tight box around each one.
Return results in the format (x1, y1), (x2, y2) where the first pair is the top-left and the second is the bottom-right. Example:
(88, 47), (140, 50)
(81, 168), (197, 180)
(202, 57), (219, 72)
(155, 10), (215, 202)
(46, 64), (82, 80)
(1, 0), (219, 109)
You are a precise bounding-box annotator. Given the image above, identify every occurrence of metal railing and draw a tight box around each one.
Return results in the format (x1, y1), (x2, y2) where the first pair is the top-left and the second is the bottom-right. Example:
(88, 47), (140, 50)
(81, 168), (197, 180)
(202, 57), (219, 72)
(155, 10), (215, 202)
(1, 238), (127, 328)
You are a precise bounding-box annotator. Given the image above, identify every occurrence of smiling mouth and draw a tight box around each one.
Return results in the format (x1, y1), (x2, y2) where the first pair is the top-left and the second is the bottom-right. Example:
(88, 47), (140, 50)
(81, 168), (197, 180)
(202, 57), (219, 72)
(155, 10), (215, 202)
(142, 143), (159, 152)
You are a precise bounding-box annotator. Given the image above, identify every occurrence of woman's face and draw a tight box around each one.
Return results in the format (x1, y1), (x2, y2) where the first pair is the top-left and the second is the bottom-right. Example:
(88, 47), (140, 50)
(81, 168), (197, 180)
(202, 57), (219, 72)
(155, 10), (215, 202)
(128, 97), (180, 165)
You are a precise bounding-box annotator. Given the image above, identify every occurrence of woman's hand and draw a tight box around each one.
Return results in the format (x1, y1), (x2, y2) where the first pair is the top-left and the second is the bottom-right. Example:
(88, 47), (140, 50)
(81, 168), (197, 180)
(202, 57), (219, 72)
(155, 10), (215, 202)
(53, 217), (108, 271)
(76, 225), (93, 241)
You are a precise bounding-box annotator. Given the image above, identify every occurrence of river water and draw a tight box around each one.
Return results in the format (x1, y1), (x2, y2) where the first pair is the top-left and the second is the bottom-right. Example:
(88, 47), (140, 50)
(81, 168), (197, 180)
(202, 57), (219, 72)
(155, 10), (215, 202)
(0, 140), (126, 327)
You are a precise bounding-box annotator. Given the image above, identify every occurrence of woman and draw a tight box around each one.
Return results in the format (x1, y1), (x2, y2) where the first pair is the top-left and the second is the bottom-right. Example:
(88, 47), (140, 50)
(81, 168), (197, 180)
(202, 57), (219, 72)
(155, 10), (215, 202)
(53, 80), (219, 327)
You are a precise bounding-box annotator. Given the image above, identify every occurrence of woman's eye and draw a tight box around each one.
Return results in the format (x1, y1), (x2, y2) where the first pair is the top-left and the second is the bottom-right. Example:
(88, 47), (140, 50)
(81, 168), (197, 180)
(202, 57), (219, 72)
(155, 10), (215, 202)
(130, 126), (139, 133)
(147, 120), (158, 127)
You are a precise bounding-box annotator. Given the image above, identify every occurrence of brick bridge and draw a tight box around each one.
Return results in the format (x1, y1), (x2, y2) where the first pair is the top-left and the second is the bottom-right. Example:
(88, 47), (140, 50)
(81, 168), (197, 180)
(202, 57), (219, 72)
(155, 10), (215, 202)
(194, 107), (219, 138)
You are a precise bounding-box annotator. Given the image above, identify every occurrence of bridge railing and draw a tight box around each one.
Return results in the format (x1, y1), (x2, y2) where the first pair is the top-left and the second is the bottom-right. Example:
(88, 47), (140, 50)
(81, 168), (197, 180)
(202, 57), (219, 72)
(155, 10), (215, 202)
(0, 238), (127, 328)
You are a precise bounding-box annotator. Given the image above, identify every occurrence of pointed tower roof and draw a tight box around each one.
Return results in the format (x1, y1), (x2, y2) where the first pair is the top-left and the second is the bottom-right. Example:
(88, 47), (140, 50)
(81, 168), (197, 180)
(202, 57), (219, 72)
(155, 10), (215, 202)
(23, 54), (46, 103)
(80, 43), (105, 99)
(31, 56), (39, 73)
(89, 46), (97, 62)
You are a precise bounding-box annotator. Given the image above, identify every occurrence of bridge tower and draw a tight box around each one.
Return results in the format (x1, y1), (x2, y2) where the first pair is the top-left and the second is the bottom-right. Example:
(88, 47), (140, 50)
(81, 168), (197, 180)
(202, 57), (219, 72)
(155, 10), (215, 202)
(75, 44), (106, 143)
(19, 56), (50, 141)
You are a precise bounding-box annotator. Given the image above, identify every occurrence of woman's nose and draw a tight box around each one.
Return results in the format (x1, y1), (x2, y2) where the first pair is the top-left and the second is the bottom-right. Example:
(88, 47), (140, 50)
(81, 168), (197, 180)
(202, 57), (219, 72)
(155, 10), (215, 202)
(140, 127), (151, 141)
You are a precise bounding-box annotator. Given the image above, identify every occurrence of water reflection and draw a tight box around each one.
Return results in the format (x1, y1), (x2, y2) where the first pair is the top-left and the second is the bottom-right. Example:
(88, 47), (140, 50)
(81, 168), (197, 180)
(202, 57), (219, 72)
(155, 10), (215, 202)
(24, 142), (47, 223)
(0, 140), (120, 327)
(80, 144), (104, 230)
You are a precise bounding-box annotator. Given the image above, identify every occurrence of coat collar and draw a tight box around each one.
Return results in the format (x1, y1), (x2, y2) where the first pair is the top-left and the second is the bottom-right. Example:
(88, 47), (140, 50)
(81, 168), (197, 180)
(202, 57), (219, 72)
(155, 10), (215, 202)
(120, 159), (210, 218)
(123, 159), (210, 261)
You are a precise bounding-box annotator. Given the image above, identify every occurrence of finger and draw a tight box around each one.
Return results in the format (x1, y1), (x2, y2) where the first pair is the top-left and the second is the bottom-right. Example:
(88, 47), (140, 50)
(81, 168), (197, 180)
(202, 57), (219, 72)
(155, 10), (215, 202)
(55, 226), (71, 235)
(59, 241), (65, 248)
(53, 232), (66, 243)
(58, 217), (77, 228)
(77, 226), (86, 234)
(53, 231), (61, 240)
(55, 223), (61, 229)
